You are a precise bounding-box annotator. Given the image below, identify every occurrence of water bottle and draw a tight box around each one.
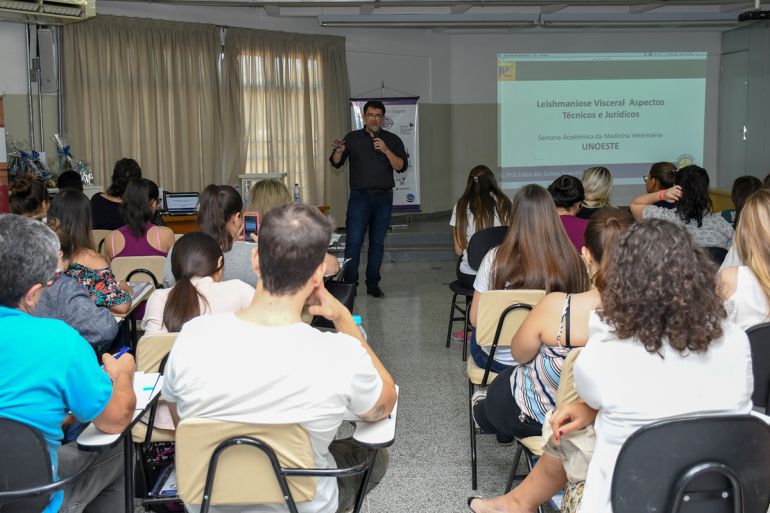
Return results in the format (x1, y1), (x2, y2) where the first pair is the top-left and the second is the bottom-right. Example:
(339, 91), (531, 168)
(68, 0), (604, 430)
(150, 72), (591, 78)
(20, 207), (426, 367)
(352, 315), (367, 341)
(293, 183), (301, 204)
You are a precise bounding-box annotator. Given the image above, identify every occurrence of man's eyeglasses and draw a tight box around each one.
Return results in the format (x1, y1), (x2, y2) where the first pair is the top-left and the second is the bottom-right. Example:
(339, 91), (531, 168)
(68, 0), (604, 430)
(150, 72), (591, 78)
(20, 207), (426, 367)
(365, 113), (383, 119)
(643, 175), (650, 182)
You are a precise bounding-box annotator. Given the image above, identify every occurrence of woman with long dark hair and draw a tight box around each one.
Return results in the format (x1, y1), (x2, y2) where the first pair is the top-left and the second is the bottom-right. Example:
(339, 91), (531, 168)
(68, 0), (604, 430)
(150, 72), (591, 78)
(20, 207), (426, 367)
(468, 184), (590, 372)
(48, 189), (131, 314)
(450, 165), (512, 288)
(143, 232), (254, 334)
(105, 178), (174, 262)
(471, 208), (632, 448)
(91, 158), (142, 230)
(162, 184), (258, 287)
(630, 165), (733, 249)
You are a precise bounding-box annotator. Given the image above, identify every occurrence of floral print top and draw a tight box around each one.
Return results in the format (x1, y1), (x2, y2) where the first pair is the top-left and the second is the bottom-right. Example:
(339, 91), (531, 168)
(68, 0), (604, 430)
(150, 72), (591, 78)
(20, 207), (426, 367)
(65, 263), (131, 307)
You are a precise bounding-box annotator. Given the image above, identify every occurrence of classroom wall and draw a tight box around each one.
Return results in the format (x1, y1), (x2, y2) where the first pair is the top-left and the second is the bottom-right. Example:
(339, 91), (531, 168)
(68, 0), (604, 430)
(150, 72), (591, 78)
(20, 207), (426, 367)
(1, 11), (723, 211)
(0, 22), (60, 164)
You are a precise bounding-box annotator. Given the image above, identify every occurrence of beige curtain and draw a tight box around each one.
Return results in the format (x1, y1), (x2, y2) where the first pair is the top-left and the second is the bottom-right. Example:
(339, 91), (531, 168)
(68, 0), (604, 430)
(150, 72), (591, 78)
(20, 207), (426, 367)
(63, 16), (222, 192)
(223, 29), (350, 223)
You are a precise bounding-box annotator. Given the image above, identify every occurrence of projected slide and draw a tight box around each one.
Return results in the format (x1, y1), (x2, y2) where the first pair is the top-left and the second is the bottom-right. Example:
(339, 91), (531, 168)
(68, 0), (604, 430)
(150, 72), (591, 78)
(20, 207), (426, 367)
(498, 52), (706, 187)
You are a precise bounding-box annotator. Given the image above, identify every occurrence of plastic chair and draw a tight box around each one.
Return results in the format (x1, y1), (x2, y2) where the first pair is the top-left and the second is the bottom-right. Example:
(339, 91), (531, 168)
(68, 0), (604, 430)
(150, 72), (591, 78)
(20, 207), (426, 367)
(445, 226), (508, 360)
(0, 418), (102, 513)
(131, 333), (179, 501)
(92, 229), (112, 257)
(706, 246), (728, 266)
(110, 255), (166, 290)
(746, 322), (770, 412)
(146, 415), (396, 513)
(612, 414), (770, 513)
(467, 288), (544, 490)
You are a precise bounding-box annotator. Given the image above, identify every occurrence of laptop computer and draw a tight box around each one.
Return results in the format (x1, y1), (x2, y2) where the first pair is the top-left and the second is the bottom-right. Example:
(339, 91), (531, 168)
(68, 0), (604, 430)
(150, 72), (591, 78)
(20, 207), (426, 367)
(162, 191), (200, 216)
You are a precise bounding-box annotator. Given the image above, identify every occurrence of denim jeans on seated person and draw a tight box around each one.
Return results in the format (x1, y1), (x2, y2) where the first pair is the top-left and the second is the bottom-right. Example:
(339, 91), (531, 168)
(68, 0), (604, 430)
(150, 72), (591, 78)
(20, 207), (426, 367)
(469, 332), (514, 375)
(343, 189), (393, 289)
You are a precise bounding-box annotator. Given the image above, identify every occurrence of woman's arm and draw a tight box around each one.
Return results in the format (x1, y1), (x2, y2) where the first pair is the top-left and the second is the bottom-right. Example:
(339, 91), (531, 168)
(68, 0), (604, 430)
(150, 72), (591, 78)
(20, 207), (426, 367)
(510, 293), (565, 363)
(629, 185), (682, 221)
(718, 266), (739, 301)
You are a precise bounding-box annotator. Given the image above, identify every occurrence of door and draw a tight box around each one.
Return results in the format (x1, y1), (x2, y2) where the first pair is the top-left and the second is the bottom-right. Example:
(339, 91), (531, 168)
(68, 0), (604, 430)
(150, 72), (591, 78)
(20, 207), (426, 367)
(718, 51), (749, 188)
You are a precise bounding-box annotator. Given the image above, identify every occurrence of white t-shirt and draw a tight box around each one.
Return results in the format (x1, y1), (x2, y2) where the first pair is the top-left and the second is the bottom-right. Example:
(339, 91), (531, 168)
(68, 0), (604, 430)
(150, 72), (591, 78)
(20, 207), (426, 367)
(575, 312), (753, 513)
(472, 247), (516, 366)
(449, 202), (503, 275)
(162, 314), (383, 513)
(141, 276), (255, 334)
(725, 266), (770, 330)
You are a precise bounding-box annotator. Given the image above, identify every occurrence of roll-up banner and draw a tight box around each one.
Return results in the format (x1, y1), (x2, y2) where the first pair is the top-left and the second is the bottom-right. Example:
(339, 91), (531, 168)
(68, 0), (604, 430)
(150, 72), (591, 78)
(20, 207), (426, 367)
(351, 97), (421, 212)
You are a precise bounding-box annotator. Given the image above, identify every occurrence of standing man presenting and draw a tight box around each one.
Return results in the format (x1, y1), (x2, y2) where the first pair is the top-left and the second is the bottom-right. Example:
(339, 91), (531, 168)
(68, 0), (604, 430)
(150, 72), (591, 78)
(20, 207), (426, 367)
(330, 100), (408, 298)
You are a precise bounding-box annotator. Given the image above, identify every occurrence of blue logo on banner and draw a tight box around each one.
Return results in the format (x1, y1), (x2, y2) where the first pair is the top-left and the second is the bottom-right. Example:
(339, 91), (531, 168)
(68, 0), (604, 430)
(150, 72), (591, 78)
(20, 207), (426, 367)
(406, 194), (415, 203)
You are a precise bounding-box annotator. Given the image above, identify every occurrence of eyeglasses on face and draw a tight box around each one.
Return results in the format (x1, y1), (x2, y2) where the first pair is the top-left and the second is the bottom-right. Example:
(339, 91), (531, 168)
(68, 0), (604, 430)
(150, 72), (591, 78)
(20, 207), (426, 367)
(365, 113), (383, 119)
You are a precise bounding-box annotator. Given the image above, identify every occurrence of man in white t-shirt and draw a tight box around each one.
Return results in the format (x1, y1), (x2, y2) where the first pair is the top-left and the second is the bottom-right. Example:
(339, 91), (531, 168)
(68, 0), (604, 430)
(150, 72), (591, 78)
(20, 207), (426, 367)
(162, 204), (397, 513)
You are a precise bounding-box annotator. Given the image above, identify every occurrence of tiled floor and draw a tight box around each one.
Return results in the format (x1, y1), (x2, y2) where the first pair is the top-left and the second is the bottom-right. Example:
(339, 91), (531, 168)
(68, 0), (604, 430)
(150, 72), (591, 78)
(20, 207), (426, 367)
(352, 261), (558, 513)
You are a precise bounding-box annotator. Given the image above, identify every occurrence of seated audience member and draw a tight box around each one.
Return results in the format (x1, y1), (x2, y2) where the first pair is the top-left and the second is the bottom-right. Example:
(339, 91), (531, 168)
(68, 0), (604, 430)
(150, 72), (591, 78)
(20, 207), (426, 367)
(57, 170), (84, 192)
(720, 188), (770, 329)
(764, 172), (770, 188)
(48, 189), (132, 315)
(247, 178), (292, 219)
(0, 214), (136, 513)
(630, 165), (733, 250)
(720, 175), (761, 227)
(548, 175), (589, 251)
(469, 219), (752, 513)
(163, 184), (258, 287)
(469, 184), (590, 373)
(246, 179), (341, 276)
(10, 174), (49, 220)
(105, 178), (174, 263)
(143, 232), (254, 334)
(472, 208), (633, 446)
(34, 246), (120, 350)
(92, 157), (143, 230)
(644, 161), (677, 209)
(450, 165), (512, 289)
(577, 167), (612, 220)
(162, 204), (397, 513)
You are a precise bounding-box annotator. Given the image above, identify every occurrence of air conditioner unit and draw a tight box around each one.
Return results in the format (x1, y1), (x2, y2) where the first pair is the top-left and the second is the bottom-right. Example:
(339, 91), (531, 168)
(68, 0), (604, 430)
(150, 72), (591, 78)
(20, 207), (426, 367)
(0, 0), (94, 24)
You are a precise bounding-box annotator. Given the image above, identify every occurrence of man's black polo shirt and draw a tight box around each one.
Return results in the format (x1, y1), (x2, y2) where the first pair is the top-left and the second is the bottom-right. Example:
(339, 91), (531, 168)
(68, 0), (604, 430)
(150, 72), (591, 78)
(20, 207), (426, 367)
(329, 128), (408, 190)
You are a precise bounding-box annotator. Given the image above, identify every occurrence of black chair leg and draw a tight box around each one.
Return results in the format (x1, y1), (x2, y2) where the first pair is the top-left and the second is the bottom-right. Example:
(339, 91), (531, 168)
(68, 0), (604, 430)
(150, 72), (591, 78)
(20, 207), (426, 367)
(446, 293), (459, 348)
(469, 380), (478, 490)
(462, 296), (471, 361)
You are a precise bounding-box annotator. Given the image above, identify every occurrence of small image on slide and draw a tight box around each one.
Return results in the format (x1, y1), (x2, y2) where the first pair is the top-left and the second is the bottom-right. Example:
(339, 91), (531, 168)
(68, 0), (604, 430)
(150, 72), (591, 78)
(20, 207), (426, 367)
(497, 52), (707, 188)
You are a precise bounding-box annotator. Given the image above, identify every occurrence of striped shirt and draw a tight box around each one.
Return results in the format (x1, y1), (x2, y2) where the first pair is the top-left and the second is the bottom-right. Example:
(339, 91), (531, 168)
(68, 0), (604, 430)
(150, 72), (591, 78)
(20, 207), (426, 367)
(510, 294), (572, 424)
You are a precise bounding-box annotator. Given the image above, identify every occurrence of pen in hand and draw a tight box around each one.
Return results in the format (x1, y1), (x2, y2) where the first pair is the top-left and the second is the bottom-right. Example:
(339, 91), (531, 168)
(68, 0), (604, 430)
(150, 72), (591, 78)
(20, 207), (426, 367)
(101, 346), (130, 368)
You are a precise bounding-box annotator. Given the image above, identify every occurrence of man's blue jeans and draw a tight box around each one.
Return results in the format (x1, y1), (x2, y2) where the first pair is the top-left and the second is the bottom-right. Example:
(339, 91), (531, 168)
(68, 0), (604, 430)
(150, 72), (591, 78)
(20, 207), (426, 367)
(344, 189), (393, 288)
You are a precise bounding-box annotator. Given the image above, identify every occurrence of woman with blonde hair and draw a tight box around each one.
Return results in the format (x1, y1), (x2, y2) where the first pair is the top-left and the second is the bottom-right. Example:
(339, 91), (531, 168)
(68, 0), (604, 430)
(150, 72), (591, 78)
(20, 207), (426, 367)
(247, 179), (292, 219)
(450, 165), (512, 288)
(577, 167), (613, 220)
(719, 187), (770, 329)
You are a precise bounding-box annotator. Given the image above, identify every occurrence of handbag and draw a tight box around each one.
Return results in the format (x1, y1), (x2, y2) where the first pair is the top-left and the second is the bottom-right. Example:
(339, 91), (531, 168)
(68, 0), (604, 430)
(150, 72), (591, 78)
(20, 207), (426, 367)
(310, 279), (356, 329)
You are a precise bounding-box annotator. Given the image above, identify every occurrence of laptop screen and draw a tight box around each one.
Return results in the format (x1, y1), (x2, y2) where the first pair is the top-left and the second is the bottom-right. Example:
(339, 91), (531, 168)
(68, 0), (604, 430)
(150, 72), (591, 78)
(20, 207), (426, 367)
(164, 192), (200, 214)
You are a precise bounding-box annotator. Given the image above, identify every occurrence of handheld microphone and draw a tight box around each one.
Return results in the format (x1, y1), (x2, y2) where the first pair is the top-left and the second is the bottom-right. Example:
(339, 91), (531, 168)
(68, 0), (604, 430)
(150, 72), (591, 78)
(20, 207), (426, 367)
(371, 127), (381, 152)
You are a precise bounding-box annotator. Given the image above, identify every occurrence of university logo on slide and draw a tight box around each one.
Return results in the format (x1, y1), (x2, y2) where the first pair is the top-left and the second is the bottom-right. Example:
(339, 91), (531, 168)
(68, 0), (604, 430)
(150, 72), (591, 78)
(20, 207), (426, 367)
(382, 116), (394, 129)
(676, 154), (695, 168)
